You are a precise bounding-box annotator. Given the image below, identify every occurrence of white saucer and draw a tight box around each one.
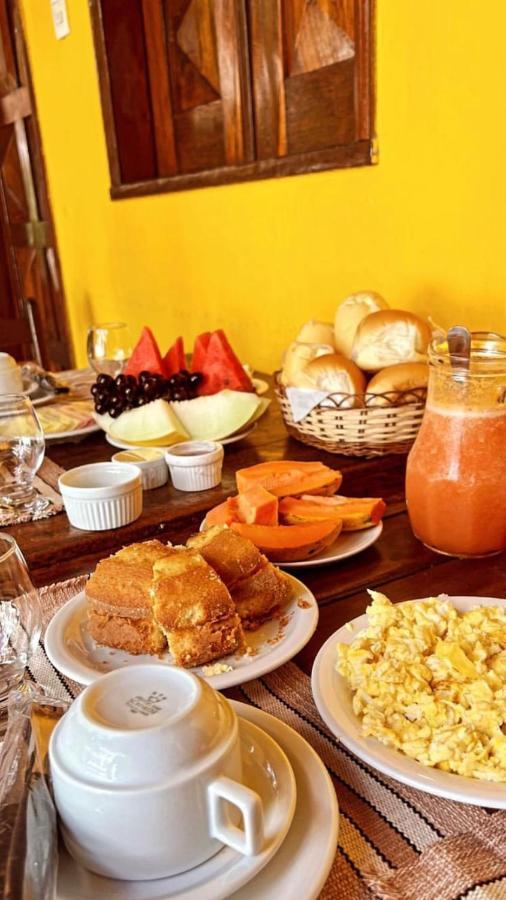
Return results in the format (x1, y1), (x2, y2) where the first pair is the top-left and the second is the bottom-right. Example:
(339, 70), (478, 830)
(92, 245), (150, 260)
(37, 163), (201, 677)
(105, 424), (257, 452)
(280, 521), (383, 568)
(57, 712), (297, 900)
(45, 574), (319, 690)
(312, 595), (506, 808)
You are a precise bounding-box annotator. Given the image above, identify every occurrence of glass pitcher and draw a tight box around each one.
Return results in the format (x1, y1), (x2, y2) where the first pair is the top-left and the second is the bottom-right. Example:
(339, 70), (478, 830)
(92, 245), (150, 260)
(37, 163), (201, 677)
(405, 332), (506, 557)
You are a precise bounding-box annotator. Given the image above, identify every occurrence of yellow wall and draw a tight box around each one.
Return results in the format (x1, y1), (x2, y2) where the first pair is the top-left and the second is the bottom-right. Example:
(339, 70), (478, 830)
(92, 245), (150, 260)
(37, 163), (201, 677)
(21, 1), (506, 370)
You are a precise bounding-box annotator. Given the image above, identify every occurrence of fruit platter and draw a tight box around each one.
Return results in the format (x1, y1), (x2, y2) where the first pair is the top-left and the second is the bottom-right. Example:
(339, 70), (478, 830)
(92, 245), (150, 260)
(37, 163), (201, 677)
(203, 459), (386, 565)
(91, 327), (270, 447)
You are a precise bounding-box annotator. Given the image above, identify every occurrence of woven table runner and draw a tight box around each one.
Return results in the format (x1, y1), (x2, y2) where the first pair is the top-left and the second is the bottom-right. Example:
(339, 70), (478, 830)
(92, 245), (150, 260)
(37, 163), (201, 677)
(33, 577), (506, 900)
(0, 458), (65, 527)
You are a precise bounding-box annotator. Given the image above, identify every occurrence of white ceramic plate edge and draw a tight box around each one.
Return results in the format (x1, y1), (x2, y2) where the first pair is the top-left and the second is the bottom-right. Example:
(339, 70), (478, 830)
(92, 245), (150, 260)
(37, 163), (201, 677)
(311, 595), (506, 807)
(280, 521), (383, 569)
(44, 573), (319, 690)
(105, 423), (257, 452)
(232, 701), (339, 900)
(45, 423), (100, 441)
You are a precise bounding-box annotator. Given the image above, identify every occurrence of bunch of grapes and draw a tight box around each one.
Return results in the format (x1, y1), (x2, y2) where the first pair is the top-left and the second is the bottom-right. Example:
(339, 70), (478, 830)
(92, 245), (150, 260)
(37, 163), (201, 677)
(91, 370), (203, 417)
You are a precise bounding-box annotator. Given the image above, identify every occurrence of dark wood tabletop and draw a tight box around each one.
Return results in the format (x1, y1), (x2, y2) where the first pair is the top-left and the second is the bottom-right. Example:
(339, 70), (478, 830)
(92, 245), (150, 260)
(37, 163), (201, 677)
(5, 382), (506, 676)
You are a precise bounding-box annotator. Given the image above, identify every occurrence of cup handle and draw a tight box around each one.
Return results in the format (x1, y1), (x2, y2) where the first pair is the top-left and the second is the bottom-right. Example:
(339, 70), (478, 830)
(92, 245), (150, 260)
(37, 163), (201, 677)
(207, 776), (264, 856)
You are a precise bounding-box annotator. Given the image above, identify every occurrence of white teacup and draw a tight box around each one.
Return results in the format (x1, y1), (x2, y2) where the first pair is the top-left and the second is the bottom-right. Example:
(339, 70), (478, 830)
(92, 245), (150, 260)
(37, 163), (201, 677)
(49, 665), (265, 881)
(0, 352), (23, 394)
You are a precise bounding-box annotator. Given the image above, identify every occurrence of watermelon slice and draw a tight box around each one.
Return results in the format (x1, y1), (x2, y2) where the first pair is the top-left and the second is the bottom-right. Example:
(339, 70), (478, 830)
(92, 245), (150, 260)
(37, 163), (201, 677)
(191, 331), (211, 372)
(163, 337), (185, 377)
(198, 330), (253, 395)
(124, 327), (165, 378)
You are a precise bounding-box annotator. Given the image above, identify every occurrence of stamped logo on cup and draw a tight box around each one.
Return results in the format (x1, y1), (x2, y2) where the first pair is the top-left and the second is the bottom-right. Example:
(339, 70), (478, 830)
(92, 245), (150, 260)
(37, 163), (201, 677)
(125, 691), (168, 717)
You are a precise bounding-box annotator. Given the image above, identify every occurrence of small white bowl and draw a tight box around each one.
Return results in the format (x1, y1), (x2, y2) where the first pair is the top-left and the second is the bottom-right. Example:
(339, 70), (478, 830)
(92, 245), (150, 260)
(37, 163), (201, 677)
(58, 462), (142, 531)
(0, 352), (23, 394)
(165, 441), (224, 492)
(111, 448), (168, 490)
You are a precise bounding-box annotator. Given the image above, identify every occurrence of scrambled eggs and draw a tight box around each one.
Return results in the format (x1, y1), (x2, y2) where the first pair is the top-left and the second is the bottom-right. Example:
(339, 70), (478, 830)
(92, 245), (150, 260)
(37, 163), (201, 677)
(337, 591), (506, 782)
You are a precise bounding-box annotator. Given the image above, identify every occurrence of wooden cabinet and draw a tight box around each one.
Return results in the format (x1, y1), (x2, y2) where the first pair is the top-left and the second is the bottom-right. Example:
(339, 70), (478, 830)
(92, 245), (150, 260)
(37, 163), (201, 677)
(91, 0), (374, 197)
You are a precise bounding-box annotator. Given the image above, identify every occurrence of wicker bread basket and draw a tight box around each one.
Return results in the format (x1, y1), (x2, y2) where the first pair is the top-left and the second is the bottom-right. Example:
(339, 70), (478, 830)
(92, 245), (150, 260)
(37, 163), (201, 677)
(274, 372), (427, 457)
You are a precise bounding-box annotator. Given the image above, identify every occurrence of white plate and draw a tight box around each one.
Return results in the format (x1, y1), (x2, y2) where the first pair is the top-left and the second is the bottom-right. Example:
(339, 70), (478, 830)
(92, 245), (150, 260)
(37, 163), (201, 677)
(57, 712), (297, 900)
(277, 521), (383, 569)
(105, 423), (257, 453)
(312, 595), (506, 808)
(45, 573), (318, 689)
(44, 423), (100, 442)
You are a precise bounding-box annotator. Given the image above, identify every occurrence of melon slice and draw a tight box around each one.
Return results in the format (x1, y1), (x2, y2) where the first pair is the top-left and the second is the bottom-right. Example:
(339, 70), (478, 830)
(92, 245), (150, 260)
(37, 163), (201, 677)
(231, 520), (342, 562)
(205, 497), (240, 527)
(236, 461), (342, 498)
(237, 485), (278, 526)
(171, 390), (261, 441)
(107, 399), (188, 446)
(198, 330), (253, 395)
(163, 337), (185, 377)
(280, 495), (386, 531)
(124, 327), (165, 378)
(191, 332), (211, 371)
(229, 397), (270, 434)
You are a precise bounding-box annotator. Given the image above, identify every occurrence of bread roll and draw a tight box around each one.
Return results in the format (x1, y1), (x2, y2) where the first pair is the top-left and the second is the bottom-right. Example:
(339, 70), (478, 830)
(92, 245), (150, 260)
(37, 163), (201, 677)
(352, 310), (431, 372)
(366, 362), (428, 406)
(302, 353), (366, 408)
(280, 340), (334, 387)
(296, 320), (336, 348)
(334, 291), (389, 358)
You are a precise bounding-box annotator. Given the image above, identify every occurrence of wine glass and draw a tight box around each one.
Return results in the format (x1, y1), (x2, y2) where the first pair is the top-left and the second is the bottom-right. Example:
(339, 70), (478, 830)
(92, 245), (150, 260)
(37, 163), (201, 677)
(0, 534), (41, 734)
(87, 322), (133, 376)
(0, 394), (48, 514)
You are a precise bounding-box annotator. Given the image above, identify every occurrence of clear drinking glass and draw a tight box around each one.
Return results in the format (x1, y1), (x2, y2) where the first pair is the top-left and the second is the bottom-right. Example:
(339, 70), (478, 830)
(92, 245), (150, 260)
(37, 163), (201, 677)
(87, 322), (133, 376)
(0, 534), (41, 733)
(0, 394), (48, 514)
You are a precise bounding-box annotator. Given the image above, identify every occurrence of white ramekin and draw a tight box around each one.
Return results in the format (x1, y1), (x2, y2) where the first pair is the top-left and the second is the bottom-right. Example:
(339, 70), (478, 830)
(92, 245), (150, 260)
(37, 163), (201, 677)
(58, 463), (143, 531)
(165, 441), (224, 492)
(111, 449), (168, 490)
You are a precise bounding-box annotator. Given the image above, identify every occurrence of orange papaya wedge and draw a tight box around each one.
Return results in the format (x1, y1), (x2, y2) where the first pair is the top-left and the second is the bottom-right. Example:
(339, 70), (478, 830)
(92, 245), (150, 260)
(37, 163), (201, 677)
(237, 484), (278, 526)
(236, 461), (341, 498)
(205, 497), (240, 527)
(279, 495), (386, 531)
(231, 519), (342, 561)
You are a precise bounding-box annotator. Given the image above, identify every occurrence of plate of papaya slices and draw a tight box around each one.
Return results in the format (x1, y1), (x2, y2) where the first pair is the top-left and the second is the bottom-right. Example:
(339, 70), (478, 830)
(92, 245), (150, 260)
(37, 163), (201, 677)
(202, 460), (385, 568)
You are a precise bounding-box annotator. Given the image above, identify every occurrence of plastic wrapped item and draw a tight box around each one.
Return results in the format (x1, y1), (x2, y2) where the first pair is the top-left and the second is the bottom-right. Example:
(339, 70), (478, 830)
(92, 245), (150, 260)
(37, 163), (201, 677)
(0, 686), (68, 900)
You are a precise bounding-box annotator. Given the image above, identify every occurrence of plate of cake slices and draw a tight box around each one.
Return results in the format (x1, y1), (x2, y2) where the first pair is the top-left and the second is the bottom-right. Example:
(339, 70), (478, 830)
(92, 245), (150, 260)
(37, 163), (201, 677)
(45, 527), (319, 690)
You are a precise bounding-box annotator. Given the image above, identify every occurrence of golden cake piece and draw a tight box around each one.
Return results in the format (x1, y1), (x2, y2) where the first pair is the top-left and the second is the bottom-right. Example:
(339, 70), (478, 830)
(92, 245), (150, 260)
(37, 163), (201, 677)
(232, 561), (292, 630)
(168, 615), (244, 668)
(86, 540), (173, 654)
(152, 548), (244, 668)
(187, 525), (263, 588)
(87, 610), (167, 656)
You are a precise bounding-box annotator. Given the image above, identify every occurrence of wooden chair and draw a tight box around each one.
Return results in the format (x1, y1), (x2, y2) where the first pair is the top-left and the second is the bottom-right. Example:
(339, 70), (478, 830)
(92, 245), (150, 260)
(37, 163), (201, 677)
(0, 298), (43, 365)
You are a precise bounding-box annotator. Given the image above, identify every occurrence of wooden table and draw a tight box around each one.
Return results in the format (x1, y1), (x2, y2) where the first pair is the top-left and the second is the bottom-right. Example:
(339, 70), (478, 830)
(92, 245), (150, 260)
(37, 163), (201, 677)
(5, 384), (506, 677)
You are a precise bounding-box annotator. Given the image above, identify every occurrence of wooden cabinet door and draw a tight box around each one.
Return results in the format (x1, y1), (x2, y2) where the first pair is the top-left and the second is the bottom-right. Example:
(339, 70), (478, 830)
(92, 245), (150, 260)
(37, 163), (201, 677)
(97, 0), (254, 184)
(248, 0), (372, 163)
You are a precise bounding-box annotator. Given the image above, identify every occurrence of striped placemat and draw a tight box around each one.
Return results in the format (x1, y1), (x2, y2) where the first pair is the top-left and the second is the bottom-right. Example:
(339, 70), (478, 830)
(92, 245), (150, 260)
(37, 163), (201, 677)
(0, 458), (65, 527)
(32, 577), (506, 900)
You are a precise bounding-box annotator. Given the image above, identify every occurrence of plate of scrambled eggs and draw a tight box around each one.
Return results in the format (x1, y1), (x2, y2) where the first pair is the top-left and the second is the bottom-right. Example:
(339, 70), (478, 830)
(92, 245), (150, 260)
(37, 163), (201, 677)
(311, 591), (506, 806)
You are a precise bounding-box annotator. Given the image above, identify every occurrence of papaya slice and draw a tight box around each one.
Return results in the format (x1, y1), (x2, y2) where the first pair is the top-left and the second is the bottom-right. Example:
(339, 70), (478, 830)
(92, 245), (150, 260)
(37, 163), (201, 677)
(205, 497), (240, 527)
(231, 519), (342, 562)
(280, 494), (386, 531)
(237, 485), (278, 526)
(236, 460), (342, 498)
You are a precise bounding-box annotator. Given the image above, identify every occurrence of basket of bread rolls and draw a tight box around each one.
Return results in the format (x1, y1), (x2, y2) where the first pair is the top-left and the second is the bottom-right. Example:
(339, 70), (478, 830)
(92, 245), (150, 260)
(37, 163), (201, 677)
(274, 292), (431, 457)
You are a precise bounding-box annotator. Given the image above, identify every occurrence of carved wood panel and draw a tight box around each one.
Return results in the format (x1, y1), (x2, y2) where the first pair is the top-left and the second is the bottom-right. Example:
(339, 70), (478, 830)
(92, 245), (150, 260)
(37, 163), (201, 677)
(90, 0), (374, 196)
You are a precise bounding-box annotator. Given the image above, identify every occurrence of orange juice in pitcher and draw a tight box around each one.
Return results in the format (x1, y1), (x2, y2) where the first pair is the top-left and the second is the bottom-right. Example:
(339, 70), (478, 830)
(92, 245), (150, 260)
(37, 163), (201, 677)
(406, 332), (506, 557)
